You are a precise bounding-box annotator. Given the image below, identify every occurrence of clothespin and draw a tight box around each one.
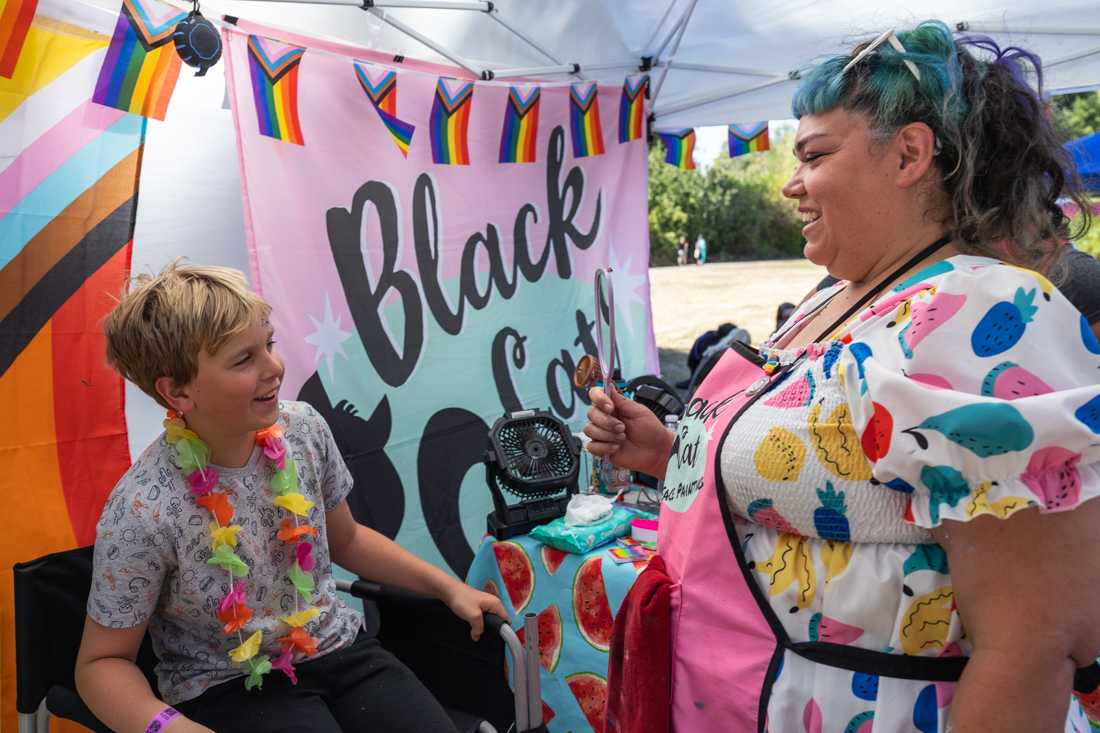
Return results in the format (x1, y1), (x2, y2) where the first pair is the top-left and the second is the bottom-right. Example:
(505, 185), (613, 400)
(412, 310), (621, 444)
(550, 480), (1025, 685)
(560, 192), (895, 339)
(842, 28), (922, 82)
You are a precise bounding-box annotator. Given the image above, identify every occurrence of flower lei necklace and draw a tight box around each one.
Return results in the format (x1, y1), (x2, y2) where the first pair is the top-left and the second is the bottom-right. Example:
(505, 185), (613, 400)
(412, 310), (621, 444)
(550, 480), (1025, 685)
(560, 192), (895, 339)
(164, 410), (320, 690)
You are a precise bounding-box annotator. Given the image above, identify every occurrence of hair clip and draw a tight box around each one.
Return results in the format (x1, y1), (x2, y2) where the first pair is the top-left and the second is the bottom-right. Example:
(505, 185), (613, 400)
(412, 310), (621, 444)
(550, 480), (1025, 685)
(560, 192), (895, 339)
(842, 28), (922, 82)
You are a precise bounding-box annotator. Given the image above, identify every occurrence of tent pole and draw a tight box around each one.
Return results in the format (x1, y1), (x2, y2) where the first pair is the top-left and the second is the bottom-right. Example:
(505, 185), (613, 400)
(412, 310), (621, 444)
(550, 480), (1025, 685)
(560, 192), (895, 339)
(232, 0), (489, 7)
(1047, 44), (1100, 68)
(652, 1), (693, 64)
(484, 11), (566, 68)
(363, 6), (483, 77)
(653, 75), (789, 120)
(489, 63), (579, 80)
(642, 0), (678, 57)
(958, 23), (1100, 37)
(667, 60), (781, 78)
(650, 0), (697, 108)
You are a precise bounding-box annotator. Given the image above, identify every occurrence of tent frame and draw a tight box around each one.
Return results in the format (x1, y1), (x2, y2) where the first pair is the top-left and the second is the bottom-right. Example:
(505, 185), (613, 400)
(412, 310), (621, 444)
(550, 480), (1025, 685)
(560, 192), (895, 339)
(225, 0), (1100, 120)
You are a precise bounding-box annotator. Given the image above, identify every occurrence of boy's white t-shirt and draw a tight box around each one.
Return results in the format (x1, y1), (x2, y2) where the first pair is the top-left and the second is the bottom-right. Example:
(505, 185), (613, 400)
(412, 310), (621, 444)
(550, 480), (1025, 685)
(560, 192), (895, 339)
(88, 400), (364, 704)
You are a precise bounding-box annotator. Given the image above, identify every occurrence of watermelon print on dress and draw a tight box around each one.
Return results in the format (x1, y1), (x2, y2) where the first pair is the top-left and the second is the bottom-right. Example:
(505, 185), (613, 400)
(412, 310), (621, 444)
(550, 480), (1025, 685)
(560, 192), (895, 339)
(808, 612), (863, 644)
(898, 291), (966, 358)
(747, 498), (798, 533)
(764, 371), (816, 407)
(980, 361), (1053, 399)
(1021, 446), (1082, 510)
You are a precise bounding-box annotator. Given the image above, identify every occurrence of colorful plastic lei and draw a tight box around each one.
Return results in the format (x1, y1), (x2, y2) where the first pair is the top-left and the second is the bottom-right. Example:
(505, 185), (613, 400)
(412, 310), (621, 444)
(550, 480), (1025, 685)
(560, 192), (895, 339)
(164, 410), (320, 690)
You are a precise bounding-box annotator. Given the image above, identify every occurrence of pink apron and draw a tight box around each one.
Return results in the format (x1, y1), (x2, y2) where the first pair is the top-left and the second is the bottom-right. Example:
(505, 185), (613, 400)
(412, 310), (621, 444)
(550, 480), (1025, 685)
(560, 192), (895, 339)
(658, 342), (969, 732)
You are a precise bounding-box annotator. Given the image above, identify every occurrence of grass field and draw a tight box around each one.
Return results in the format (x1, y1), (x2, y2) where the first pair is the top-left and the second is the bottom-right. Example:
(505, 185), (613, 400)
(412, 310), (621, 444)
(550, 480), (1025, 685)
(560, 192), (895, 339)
(650, 259), (829, 385)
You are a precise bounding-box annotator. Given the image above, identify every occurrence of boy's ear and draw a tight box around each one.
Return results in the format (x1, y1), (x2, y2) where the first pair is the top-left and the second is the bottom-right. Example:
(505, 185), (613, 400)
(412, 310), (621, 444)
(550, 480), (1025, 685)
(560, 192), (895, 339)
(155, 376), (194, 414)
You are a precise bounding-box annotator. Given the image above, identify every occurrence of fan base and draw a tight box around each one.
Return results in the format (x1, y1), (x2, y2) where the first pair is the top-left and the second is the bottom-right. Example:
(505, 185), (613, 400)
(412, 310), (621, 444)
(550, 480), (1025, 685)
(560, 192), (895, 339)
(486, 496), (571, 540)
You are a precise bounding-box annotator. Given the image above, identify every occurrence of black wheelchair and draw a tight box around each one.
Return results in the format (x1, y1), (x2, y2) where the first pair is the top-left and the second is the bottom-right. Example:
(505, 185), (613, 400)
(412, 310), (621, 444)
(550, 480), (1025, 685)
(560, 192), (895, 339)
(14, 545), (548, 733)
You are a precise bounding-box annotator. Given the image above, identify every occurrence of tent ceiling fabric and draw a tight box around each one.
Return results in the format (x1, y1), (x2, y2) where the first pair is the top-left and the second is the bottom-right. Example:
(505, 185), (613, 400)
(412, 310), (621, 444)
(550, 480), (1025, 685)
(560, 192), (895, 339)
(212, 0), (1100, 126)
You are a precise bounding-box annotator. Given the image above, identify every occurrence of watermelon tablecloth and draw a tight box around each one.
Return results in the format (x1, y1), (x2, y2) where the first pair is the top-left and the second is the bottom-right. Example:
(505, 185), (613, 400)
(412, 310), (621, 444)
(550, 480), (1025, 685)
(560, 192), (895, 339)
(466, 534), (647, 733)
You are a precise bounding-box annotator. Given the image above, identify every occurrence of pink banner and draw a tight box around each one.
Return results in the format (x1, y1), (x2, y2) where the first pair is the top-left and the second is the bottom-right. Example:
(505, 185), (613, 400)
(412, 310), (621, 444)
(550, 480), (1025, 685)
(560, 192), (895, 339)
(223, 21), (655, 574)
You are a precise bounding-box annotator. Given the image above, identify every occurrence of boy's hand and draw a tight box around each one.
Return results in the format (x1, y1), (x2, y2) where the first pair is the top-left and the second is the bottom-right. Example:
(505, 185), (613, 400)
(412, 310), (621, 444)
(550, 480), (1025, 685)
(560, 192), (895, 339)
(443, 583), (507, 641)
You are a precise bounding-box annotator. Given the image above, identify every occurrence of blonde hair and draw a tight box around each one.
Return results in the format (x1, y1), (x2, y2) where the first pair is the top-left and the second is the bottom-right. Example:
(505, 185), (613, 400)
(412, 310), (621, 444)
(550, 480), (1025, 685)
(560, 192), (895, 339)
(104, 261), (271, 408)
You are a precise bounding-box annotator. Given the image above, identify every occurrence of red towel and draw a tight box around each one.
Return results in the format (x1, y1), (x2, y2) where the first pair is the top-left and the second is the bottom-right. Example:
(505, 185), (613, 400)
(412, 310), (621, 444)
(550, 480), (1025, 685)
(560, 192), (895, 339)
(605, 554), (672, 733)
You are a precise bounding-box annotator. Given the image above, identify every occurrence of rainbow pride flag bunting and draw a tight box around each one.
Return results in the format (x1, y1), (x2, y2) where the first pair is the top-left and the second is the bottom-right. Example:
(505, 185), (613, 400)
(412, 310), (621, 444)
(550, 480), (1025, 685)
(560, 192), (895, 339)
(0, 0), (37, 78)
(247, 34), (305, 145)
(354, 62), (415, 157)
(617, 73), (648, 143)
(657, 128), (696, 169)
(430, 77), (474, 165)
(728, 121), (769, 157)
(91, 0), (185, 120)
(569, 81), (604, 158)
(499, 85), (539, 163)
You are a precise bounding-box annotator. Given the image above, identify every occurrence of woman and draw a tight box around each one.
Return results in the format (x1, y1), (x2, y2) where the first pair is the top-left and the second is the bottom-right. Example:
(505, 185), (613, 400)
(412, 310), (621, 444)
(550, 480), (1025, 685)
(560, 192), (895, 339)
(591, 22), (1100, 732)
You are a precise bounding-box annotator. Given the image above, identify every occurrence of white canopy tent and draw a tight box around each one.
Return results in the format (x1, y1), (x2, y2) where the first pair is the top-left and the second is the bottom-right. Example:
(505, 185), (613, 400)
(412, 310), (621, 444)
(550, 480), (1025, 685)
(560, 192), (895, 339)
(196, 0), (1100, 127)
(71, 0), (1100, 456)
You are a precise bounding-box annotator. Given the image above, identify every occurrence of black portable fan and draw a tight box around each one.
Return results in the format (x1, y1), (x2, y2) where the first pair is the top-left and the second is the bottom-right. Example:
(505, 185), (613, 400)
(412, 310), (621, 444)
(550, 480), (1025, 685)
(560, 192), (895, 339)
(485, 409), (581, 540)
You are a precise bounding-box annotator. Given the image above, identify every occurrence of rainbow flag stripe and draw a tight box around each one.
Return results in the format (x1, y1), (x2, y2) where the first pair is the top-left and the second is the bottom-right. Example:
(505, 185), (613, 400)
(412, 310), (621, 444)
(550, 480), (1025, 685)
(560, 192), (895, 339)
(569, 81), (604, 158)
(0, 0), (38, 78)
(499, 85), (539, 163)
(658, 128), (696, 169)
(1, 12), (143, 721)
(247, 34), (305, 145)
(354, 62), (414, 157)
(91, 0), (185, 120)
(430, 78), (474, 165)
(617, 73), (648, 143)
(728, 121), (770, 157)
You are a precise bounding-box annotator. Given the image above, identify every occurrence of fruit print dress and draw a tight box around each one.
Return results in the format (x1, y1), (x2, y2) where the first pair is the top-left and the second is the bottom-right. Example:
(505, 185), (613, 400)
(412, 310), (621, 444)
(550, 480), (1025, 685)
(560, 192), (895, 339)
(719, 255), (1100, 731)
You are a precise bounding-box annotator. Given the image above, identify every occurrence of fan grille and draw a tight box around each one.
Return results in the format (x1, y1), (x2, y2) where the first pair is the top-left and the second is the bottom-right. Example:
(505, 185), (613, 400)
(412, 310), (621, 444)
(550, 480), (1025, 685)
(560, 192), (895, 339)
(487, 412), (579, 496)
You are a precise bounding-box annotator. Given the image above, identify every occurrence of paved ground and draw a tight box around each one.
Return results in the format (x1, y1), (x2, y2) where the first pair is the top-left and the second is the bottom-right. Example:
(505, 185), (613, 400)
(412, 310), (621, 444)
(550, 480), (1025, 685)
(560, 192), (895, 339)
(650, 259), (829, 386)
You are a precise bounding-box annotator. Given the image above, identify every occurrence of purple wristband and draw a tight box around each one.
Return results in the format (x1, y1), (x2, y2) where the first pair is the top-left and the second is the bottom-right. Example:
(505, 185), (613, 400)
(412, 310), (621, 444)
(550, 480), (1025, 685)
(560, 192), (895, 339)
(146, 706), (180, 733)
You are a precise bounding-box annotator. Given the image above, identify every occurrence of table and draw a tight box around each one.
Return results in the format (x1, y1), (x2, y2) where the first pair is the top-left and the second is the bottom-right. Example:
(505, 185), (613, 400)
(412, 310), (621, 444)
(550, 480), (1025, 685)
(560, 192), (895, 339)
(466, 533), (648, 733)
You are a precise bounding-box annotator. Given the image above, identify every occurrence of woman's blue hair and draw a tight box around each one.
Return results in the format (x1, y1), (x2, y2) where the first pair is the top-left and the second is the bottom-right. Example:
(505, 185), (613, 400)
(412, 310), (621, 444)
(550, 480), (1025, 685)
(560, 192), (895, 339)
(788, 20), (1090, 275)
(792, 21), (966, 132)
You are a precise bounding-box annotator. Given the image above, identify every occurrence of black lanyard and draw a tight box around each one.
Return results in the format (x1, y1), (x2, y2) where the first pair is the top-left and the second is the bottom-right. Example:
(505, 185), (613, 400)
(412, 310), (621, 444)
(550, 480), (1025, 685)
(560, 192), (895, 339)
(810, 235), (952, 344)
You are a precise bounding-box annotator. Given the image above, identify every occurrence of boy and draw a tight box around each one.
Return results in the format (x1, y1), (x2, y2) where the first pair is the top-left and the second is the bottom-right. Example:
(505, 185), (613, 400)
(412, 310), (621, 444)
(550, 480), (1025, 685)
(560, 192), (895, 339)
(75, 263), (504, 733)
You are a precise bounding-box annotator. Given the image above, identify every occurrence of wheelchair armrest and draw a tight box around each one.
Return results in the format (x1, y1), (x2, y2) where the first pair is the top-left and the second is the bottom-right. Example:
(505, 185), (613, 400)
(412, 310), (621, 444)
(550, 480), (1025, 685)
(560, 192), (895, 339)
(338, 579), (508, 642)
(335, 578), (530, 731)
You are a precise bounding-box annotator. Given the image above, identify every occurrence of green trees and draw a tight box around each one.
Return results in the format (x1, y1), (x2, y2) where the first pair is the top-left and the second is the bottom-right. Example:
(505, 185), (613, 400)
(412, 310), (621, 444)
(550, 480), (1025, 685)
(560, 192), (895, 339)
(1053, 91), (1100, 141)
(647, 131), (804, 265)
(1053, 92), (1100, 257)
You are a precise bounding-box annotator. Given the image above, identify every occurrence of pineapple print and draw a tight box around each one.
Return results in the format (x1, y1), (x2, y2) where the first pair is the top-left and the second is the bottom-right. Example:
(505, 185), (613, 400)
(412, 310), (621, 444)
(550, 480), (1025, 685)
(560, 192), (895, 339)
(814, 482), (851, 541)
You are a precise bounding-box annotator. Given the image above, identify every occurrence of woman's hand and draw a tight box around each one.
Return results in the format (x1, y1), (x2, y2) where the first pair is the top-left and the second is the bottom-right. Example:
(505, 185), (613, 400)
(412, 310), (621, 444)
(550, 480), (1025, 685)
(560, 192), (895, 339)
(584, 385), (674, 478)
(443, 582), (507, 641)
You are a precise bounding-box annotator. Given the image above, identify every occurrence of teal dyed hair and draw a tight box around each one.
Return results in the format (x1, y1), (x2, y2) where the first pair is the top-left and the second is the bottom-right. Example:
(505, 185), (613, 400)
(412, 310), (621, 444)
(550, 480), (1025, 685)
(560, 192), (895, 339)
(790, 20), (1091, 275)
(792, 21), (966, 136)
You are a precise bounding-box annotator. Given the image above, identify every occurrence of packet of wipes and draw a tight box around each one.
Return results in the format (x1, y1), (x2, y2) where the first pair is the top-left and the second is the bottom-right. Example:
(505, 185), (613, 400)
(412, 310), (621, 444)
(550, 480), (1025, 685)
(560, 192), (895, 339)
(565, 494), (614, 526)
(529, 505), (653, 554)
